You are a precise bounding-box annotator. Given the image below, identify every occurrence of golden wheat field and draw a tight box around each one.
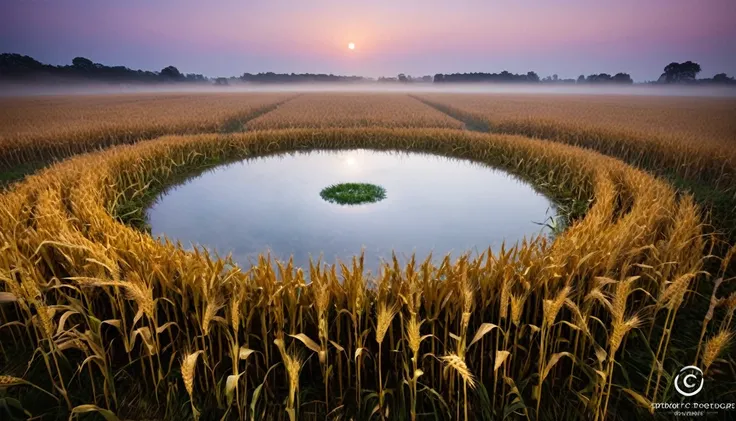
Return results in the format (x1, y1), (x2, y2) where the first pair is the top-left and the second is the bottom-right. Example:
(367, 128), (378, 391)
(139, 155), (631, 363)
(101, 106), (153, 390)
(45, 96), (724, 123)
(0, 92), (735, 421)
(245, 93), (464, 130)
(416, 94), (736, 144)
(415, 94), (736, 190)
(414, 93), (736, 242)
(0, 93), (293, 168)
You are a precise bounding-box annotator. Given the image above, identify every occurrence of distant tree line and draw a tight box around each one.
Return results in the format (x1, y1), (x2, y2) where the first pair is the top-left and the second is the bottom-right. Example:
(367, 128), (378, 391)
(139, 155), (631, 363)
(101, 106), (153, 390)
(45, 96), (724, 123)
(239, 72), (365, 83)
(0, 53), (207, 83)
(658, 61), (701, 83)
(576, 73), (633, 84)
(654, 61), (736, 85)
(433, 71), (542, 83)
(378, 74), (433, 83)
(429, 62), (735, 85)
(431, 71), (634, 84)
(2, 53), (735, 86)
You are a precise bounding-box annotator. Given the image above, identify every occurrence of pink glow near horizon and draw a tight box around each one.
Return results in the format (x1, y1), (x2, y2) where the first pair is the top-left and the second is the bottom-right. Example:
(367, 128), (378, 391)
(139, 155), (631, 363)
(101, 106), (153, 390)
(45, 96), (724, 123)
(2, 0), (735, 81)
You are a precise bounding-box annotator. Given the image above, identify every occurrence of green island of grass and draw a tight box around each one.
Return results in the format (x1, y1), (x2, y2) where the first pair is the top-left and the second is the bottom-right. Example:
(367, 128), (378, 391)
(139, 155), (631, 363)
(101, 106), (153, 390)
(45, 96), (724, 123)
(320, 182), (386, 205)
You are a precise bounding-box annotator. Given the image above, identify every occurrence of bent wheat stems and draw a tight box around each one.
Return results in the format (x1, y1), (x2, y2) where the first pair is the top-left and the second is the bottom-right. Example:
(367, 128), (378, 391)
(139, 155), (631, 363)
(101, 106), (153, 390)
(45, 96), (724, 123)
(0, 126), (726, 420)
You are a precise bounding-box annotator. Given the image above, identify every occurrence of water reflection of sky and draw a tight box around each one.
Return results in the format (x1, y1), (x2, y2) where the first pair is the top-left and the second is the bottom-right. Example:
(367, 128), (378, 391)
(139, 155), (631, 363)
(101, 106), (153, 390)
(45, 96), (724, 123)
(146, 149), (556, 273)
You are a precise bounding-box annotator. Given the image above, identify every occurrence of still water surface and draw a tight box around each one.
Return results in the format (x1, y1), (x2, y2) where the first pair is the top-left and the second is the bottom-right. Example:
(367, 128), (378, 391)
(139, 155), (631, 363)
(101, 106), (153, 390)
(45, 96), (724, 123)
(146, 149), (555, 272)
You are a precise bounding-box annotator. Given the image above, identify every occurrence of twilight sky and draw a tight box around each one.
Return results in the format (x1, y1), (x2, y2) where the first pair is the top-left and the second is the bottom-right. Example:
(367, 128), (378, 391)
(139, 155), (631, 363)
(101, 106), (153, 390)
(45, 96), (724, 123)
(2, 0), (735, 81)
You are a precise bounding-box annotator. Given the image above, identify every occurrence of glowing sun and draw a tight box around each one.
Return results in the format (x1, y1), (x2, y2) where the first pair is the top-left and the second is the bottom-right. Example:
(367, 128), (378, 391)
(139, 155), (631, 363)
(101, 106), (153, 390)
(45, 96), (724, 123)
(348, 42), (355, 50)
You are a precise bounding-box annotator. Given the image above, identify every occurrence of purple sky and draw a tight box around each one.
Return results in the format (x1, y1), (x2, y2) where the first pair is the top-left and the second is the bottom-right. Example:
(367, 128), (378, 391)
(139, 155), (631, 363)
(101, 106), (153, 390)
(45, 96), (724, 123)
(2, 0), (735, 81)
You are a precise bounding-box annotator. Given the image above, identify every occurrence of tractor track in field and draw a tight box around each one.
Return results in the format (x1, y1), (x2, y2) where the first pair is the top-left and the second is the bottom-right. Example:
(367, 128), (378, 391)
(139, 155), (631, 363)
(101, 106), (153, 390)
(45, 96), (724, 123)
(408, 94), (490, 132)
(409, 93), (736, 244)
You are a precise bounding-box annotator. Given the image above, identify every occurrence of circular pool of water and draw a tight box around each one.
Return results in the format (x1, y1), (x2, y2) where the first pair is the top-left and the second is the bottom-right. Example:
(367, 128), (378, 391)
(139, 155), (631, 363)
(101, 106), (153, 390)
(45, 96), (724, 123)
(146, 149), (556, 271)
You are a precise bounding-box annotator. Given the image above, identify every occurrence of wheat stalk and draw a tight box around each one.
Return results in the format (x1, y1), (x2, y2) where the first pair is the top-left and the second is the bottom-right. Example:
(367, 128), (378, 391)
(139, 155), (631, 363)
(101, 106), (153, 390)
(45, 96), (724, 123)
(544, 285), (571, 326)
(0, 375), (26, 387)
(441, 353), (477, 390)
(702, 330), (733, 373)
(181, 350), (204, 398)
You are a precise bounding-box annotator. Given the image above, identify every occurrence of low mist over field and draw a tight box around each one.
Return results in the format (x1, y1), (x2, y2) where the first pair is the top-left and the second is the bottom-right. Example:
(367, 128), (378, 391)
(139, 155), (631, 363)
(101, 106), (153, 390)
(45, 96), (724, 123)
(3, 81), (736, 98)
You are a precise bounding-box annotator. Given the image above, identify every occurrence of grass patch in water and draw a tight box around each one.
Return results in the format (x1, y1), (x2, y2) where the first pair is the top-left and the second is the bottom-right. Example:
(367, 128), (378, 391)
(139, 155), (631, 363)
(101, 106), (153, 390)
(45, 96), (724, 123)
(320, 182), (386, 205)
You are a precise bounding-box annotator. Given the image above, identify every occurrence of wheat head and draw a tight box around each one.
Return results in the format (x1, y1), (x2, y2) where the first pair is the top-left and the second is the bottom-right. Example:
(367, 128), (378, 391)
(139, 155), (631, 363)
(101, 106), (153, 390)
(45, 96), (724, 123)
(440, 353), (477, 389)
(181, 350), (204, 398)
(702, 330), (733, 372)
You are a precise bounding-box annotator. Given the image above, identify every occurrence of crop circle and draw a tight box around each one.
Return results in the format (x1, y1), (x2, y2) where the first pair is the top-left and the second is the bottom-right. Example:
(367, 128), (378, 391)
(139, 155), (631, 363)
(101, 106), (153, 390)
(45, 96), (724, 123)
(320, 182), (386, 205)
(0, 127), (709, 421)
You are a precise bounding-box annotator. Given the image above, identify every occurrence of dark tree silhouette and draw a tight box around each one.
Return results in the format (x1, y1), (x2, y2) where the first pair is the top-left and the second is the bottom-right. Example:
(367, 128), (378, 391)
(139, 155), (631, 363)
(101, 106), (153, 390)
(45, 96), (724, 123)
(240, 72), (364, 83)
(72, 57), (94, 71)
(679, 61), (702, 80)
(612, 73), (634, 84)
(712, 73), (734, 84)
(713, 73), (730, 82)
(662, 62), (680, 82)
(185, 73), (206, 82)
(661, 61), (702, 83)
(575, 73), (632, 84)
(160, 66), (184, 80)
(433, 71), (542, 83)
(0, 53), (207, 83)
(2, 53), (734, 87)
(0, 53), (50, 76)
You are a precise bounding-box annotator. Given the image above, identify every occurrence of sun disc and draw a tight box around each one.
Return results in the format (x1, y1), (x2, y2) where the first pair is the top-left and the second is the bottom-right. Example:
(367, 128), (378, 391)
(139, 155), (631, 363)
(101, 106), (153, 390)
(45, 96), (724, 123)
(348, 42), (355, 50)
